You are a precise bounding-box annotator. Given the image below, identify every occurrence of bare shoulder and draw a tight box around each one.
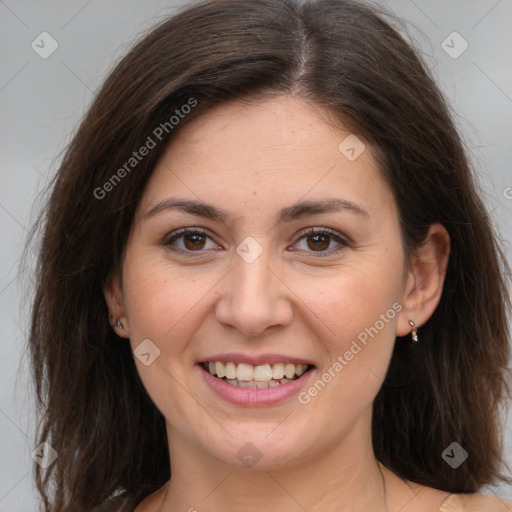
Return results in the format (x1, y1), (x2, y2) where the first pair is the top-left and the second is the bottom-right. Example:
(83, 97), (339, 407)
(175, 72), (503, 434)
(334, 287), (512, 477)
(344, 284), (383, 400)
(89, 483), (168, 512)
(132, 483), (168, 512)
(379, 463), (450, 512)
(90, 494), (138, 512)
(439, 493), (512, 512)
(379, 462), (511, 512)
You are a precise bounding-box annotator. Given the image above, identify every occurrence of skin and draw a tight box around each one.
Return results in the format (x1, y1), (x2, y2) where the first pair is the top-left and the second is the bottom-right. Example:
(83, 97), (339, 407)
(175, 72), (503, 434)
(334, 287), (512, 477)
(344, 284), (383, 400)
(105, 95), (451, 512)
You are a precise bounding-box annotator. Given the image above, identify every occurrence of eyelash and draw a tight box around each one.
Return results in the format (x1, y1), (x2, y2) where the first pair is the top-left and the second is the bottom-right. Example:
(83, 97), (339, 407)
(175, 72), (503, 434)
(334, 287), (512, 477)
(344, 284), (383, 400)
(163, 227), (350, 258)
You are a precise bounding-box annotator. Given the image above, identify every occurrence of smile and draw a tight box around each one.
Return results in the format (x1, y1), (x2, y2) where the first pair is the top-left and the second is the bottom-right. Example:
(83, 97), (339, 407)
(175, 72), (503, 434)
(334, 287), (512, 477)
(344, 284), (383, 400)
(201, 361), (313, 388)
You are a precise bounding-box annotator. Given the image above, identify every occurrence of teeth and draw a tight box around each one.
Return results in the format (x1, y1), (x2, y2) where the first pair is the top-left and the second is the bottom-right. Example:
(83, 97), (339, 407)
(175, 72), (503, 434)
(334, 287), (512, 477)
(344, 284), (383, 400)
(272, 363), (285, 379)
(236, 363), (254, 381)
(205, 361), (310, 383)
(284, 364), (295, 379)
(222, 378), (295, 388)
(215, 362), (226, 378)
(254, 364), (272, 381)
(225, 362), (237, 380)
(237, 380), (257, 388)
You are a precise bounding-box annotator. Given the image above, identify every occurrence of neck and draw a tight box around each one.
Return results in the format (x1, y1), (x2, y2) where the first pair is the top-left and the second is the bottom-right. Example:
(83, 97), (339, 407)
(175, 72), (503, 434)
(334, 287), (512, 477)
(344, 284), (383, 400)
(160, 412), (389, 512)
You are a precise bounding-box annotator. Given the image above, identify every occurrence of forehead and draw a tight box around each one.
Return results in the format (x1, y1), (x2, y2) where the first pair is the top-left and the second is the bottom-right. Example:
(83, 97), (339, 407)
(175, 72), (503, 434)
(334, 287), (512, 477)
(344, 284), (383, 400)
(164, 95), (351, 169)
(137, 95), (396, 224)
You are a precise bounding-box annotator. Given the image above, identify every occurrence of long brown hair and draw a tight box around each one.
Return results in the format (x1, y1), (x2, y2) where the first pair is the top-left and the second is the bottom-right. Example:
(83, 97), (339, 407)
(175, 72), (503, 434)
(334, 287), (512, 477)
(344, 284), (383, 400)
(27, 0), (511, 510)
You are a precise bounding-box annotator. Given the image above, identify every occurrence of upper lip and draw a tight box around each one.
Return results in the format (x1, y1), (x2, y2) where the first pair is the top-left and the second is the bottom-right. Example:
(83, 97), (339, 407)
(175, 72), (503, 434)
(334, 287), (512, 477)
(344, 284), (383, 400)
(198, 353), (316, 367)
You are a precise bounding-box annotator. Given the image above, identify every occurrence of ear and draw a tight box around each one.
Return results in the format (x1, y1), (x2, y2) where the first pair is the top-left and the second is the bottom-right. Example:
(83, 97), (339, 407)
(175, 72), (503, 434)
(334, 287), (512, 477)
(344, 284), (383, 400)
(103, 271), (130, 338)
(396, 223), (450, 337)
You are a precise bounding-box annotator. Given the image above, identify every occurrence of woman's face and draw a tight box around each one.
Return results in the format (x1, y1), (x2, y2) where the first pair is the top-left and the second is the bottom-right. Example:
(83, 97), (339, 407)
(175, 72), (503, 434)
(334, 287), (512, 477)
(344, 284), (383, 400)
(114, 95), (414, 469)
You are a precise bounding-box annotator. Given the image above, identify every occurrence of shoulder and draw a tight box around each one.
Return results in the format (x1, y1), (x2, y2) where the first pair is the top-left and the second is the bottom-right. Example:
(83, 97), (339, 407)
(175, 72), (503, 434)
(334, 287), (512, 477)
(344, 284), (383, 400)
(90, 483), (168, 512)
(439, 493), (512, 512)
(90, 494), (138, 512)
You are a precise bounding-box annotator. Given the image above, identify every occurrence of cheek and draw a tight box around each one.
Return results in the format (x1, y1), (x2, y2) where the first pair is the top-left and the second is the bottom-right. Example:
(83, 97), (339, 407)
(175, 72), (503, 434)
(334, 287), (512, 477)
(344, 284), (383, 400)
(121, 257), (203, 353)
(296, 300), (398, 439)
(121, 254), (230, 372)
(297, 263), (402, 408)
(301, 264), (402, 348)
(121, 258), (212, 422)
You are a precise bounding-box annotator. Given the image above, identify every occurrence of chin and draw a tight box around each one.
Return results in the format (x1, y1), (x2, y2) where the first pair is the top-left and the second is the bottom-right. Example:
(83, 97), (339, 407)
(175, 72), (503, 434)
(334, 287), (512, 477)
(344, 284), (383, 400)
(197, 427), (316, 471)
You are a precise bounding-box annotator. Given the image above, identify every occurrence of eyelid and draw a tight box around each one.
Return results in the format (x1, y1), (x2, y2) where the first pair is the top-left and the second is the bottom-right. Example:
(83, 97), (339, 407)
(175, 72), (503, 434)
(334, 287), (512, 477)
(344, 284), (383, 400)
(294, 226), (351, 244)
(162, 227), (219, 253)
(163, 226), (351, 257)
(289, 226), (351, 257)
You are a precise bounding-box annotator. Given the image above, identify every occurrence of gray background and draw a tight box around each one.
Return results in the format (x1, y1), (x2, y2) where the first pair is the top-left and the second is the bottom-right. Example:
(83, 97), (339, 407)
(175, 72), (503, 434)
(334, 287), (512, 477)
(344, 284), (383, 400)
(0, 0), (511, 510)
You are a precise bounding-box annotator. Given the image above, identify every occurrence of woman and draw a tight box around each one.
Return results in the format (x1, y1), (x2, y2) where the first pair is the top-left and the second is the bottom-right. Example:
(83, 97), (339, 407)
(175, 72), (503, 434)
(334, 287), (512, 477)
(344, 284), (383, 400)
(28, 0), (512, 511)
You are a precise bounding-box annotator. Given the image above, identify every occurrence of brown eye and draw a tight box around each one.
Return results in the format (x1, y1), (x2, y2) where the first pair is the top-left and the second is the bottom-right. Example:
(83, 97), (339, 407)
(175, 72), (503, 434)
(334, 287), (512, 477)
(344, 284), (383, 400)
(292, 228), (349, 257)
(306, 233), (330, 251)
(183, 232), (207, 250)
(164, 228), (220, 256)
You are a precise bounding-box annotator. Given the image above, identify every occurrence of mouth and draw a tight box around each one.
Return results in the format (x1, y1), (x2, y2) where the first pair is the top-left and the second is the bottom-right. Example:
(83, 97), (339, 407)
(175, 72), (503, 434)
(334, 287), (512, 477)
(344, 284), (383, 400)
(200, 361), (314, 388)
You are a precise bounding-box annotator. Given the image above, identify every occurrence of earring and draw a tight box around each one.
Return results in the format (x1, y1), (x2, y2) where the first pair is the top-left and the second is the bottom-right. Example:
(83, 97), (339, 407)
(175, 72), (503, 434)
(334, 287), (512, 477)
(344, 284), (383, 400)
(408, 320), (418, 343)
(116, 319), (124, 330)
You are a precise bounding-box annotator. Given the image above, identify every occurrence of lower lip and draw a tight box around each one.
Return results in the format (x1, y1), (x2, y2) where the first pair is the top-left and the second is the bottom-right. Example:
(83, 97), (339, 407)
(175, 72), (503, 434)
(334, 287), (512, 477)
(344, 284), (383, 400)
(198, 365), (315, 407)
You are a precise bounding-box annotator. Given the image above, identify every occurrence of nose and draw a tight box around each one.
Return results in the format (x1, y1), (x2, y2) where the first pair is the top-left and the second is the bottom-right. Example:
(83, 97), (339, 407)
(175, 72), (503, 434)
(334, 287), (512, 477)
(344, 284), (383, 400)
(214, 248), (293, 337)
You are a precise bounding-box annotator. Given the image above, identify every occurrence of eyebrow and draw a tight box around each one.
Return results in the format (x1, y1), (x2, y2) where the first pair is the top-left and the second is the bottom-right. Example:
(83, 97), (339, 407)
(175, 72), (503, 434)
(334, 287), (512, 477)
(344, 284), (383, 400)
(144, 197), (370, 224)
